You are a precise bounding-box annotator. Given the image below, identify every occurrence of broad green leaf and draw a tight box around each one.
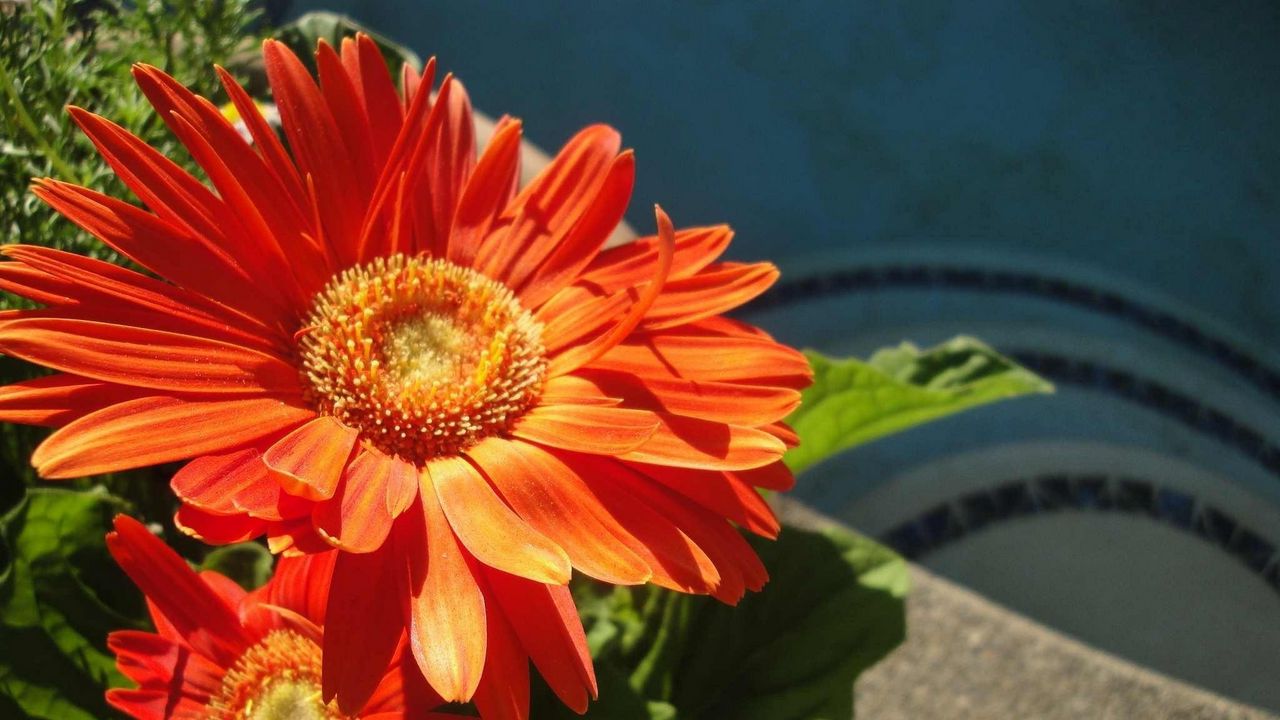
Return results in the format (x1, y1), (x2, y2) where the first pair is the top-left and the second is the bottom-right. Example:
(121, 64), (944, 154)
(785, 337), (1053, 474)
(549, 525), (908, 720)
(200, 541), (273, 591)
(276, 11), (421, 75)
(671, 526), (908, 720)
(0, 487), (144, 719)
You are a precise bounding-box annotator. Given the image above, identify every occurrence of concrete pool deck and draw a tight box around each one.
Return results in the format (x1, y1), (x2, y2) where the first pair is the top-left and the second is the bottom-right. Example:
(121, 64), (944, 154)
(775, 497), (1277, 719)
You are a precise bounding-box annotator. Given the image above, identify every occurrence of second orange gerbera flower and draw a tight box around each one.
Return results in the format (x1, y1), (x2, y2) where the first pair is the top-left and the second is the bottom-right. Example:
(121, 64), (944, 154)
(0, 35), (809, 713)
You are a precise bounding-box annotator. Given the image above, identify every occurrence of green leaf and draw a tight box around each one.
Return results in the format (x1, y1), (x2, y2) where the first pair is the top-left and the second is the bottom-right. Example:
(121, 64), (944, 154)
(785, 336), (1053, 474)
(0, 487), (145, 719)
(550, 525), (908, 720)
(200, 541), (273, 591)
(673, 526), (907, 720)
(275, 11), (421, 75)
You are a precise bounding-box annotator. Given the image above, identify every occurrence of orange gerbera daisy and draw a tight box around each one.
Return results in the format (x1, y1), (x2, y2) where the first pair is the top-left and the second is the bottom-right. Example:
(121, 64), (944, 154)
(106, 514), (576, 719)
(0, 35), (809, 713)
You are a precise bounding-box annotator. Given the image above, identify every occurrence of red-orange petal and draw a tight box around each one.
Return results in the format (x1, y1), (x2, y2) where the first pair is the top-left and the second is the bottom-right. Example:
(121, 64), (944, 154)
(630, 463), (781, 539)
(32, 395), (312, 479)
(510, 404), (658, 455)
(474, 124), (621, 284)
(322, 543), (405, 714)
(619, 413), (786, 471)
(483, 568), (597, 713)
(264, 551), (338, 627)
(313, 448), (399, 553)
(471, 600), (531, 720)
(430, 455), (571, 585)
(263, 39), (366, 267)
(640, 262), (779, 330)
(572, 369), (802, 427)
(591, 332), (812, 388)
(565, 454), (721, 595)
(173, 504), (266, 544)
(580, 224), (734, 291)
(263, 416), (359, 501)
(0, 373), (143, 428)
(2, 244), (279, 353)
(405, 477), (488, 703)
(546, 206), (677, 377)
(106, 515), (250, 666)
(467, 438), (651, 585)
(447, 119), (524, 268)
(517, 151), (636, 308)
(731, 460), (797, 492)
(170, 445), (270, 513)
(0, 317), (300, 395)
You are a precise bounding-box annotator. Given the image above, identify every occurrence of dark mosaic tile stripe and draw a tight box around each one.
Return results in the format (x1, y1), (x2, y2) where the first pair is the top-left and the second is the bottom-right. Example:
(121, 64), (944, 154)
(748, 264), (1280, 405)
(1011, 352), (1280, 480)
(880, 475), (1280, 595)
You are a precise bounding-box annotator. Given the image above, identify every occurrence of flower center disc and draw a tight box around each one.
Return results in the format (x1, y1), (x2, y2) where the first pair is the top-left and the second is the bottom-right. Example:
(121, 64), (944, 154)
(208, 630), (342, 720)
(299, 255), (546, 463)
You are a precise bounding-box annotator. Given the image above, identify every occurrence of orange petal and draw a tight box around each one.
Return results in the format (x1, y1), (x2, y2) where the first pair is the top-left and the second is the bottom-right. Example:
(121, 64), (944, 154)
(0, 260), (76, 307)
(483, 568), (597, 713)
(133, 64), (321, 297)
(313, 448), (398, 553)
(263, 416), (359, 501)
(161, 113), (306, 309)
(384, 454), (419, 517)
(66, 107), (225, 246)
(467, 438), (651, 585)
(0, 317), (300, 395)
(231, 475), (311, 521)
(510, 404), (658, 455)
(404, 478), (487, 703)
(430, 455), (571, 584)
(32, 395), (312, 478)
(619, 413), (786, 471)
(536, 286), (633, 355)
(536, 374), (621, 407)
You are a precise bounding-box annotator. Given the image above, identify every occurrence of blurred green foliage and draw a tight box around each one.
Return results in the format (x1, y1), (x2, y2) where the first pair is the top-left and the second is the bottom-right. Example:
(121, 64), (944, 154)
(0, 0), (263, 284)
